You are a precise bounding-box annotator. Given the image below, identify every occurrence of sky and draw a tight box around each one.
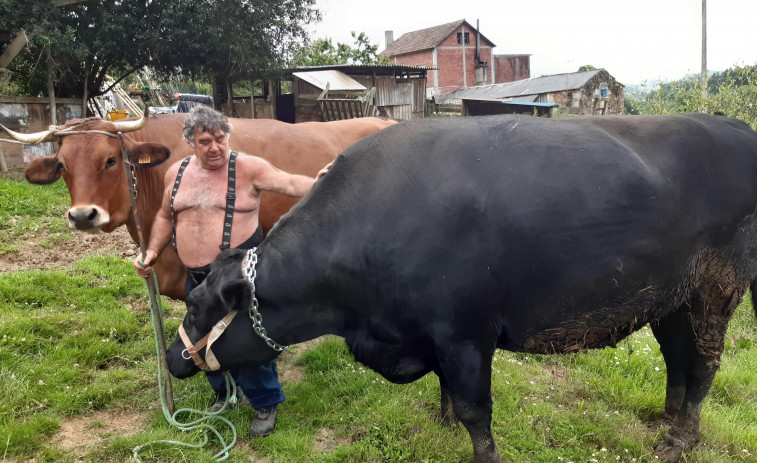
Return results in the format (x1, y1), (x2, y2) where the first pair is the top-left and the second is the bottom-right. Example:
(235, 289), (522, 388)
(309, 0), (757, 86)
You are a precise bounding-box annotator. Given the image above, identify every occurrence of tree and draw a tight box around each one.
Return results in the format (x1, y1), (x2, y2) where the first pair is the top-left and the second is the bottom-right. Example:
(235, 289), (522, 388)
(578, 65), (597, 72)
(151, 0), (320, 82)
(1, 0), (162, 99)
(291, 31), (388, 67)
(0, 0), (320, 100)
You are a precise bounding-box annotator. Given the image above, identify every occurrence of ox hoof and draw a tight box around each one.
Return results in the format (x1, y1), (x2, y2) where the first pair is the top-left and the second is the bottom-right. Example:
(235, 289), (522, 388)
(653, 433), (698, 462)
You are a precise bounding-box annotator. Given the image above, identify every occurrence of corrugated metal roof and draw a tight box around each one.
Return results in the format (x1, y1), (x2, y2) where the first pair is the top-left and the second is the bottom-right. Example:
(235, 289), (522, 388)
(289, 64), (435, 73)
(380, 19), (496, 57)
(461, 98), (556, 107)
(440, 69), (611, 104)
(292, 70), (367, 92)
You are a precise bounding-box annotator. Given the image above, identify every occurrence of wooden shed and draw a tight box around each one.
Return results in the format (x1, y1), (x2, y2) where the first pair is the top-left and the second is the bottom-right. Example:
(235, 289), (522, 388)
(287, 64), (431, 122)
(461, 98), (557, 117)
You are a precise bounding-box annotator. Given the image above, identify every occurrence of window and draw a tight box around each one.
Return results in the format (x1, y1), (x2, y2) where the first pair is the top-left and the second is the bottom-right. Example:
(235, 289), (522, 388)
(599, 83), (609, 98)
(457, 32), (470, 44)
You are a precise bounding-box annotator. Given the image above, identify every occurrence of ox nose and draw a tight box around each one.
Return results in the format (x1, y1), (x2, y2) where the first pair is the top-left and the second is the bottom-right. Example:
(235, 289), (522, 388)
(67, 206), (109, 231)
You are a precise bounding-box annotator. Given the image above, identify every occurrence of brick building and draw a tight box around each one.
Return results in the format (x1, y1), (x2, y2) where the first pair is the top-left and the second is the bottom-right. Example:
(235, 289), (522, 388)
(380, 19), (530, 98)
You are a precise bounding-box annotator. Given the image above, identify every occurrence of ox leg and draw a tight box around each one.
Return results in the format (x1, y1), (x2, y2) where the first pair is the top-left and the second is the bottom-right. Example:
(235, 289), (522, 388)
(650, 285), (742, 462)
(436, 343), (500, 463)
(436, 372), (459, 426)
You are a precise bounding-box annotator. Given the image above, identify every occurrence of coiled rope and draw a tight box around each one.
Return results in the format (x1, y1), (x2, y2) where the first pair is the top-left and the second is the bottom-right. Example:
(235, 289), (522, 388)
(132, 267), (238, 462)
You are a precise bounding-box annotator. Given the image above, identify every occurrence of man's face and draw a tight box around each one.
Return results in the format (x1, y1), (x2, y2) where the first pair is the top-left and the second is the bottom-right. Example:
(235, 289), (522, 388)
(192, 129), (229, 170)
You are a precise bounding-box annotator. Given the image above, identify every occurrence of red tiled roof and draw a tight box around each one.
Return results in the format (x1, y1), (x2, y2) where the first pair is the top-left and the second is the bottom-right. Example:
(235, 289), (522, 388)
(381, 19), (496, 57)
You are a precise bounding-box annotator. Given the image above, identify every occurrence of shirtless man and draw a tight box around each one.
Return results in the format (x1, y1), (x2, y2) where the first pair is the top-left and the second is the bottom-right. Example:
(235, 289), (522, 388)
(134, 105), (326, 436)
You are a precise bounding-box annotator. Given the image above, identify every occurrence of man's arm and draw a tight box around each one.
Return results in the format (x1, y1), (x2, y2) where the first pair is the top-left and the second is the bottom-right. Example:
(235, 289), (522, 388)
(133, 168), (177, 278)
(243, 155), (317, 198)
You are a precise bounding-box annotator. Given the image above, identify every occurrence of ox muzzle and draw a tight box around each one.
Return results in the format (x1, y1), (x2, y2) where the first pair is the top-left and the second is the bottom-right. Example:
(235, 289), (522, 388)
(67, 205), (110, 232)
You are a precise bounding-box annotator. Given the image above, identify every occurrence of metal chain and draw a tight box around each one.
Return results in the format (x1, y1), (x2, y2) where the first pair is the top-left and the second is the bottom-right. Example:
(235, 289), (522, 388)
(243, 248), (288, 352)
(128, 162), (138, 200)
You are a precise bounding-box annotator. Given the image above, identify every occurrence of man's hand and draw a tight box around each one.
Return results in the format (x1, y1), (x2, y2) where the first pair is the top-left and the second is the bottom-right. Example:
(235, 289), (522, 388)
(315, 160), (334, 182)
(134, 250), (158, 279)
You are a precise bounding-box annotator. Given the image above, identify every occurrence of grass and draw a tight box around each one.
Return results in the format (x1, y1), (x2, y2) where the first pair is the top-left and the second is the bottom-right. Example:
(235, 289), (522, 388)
(0, 176), (73, 255)
(1, 173), (756, 462)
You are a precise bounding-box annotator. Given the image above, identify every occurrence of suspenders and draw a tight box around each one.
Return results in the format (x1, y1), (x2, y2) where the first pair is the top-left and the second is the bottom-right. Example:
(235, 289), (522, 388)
(170, 151), (239, 253)
(220, 151), (238, 251)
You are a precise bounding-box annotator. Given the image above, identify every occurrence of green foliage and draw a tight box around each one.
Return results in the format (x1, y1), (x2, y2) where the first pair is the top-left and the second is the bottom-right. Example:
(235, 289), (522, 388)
(625, 64), (757, 129)
(0, 0), (320, 98)
(0, 0), (162, 98)
(151, 0), (320, 82)
(291, 31), (389, 67)
(578, 64), (598, 72)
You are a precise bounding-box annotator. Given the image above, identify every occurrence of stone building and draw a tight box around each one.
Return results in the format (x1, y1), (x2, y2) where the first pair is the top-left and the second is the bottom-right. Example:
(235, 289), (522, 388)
(440, 68), (625, 116)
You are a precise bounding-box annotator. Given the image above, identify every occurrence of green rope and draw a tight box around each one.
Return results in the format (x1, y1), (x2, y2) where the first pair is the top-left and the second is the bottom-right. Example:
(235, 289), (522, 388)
(133, 267), (238, 462)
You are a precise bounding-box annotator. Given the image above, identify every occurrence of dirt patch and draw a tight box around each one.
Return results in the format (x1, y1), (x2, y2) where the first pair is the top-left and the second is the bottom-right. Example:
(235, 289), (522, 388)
(0, 226), (138, 274)
(312, 426), (352, 453)
(51, 408), (149, 461)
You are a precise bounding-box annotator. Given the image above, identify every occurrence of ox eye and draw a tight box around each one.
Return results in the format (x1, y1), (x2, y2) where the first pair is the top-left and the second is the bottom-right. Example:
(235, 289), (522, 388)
(105, 157), (117, 169)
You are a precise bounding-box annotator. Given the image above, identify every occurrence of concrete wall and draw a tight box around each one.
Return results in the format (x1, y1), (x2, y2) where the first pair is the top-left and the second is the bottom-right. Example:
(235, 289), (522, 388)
(0, 97), (82, 167)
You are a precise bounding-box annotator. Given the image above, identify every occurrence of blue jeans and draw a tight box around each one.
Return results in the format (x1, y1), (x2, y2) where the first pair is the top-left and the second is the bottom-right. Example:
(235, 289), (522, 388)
(185, 272), (285, 409)
(205, 362), (285, 409)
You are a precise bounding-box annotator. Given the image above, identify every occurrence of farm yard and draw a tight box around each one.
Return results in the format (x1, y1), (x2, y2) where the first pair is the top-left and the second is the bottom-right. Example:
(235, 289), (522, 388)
(1, 167), (756, 463)
(3, 0), (757, 460)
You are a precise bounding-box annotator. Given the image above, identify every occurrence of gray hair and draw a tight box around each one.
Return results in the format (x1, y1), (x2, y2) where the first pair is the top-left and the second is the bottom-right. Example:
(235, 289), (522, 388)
(182, 105), (233, 143)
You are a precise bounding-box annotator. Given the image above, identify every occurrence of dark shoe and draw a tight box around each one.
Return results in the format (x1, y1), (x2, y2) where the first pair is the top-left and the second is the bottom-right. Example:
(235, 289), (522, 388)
(209, 387), (250, 413)
(249, 405), (278, 437)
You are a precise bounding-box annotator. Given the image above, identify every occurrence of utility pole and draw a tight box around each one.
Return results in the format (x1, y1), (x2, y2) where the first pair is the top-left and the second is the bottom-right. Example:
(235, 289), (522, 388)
(701, 0), (707, 99)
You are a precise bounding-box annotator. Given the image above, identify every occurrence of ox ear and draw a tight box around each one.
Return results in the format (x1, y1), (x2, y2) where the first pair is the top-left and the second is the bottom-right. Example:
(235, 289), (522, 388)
(220, 279), (252, 313)
(127, 142), (172, 167)
(25, 156), (63, 185)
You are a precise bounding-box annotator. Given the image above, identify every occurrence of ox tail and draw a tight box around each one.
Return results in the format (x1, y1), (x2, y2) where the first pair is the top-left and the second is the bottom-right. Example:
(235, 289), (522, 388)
(751, 280), (757, 320)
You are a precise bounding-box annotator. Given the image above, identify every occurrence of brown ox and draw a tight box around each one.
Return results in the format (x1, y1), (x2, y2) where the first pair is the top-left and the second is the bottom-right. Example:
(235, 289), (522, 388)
(4, 111), (395, 300)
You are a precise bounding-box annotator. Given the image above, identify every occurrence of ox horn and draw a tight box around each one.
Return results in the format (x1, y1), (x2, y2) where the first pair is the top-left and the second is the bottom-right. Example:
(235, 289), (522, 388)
(0, 124), (57, 145)
(112, 106), (149, 133)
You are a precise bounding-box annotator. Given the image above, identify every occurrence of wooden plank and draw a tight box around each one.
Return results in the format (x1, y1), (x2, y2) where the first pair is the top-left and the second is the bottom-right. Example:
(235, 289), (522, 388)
(0, 31), (29, 68)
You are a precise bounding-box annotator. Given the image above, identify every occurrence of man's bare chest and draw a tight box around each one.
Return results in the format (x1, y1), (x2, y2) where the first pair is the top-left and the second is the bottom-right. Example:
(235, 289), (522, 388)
(173, 171), (229, 212)
(173, 165), (260, 213)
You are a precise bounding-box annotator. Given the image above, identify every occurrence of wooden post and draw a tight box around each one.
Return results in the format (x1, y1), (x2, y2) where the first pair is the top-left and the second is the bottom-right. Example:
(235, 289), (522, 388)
(268, 79), (276, 120)
(0, 144), (8, 172)
(250, 79), (256, 119)
(81, 65), (89, 117)
(46, 49), (57, 126)
(226, 81), (234, 116)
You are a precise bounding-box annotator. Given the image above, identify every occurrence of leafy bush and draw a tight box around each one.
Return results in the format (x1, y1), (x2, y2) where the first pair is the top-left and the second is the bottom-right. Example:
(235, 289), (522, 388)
(626, 65), (757, 129)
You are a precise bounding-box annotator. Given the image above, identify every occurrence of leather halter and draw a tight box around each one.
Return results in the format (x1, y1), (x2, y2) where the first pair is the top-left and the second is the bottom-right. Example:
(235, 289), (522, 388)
(178, 310), (239, 371)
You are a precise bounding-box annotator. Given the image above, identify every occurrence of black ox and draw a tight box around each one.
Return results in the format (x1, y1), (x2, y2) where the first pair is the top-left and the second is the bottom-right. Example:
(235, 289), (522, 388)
(167, 113), (757, 462)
